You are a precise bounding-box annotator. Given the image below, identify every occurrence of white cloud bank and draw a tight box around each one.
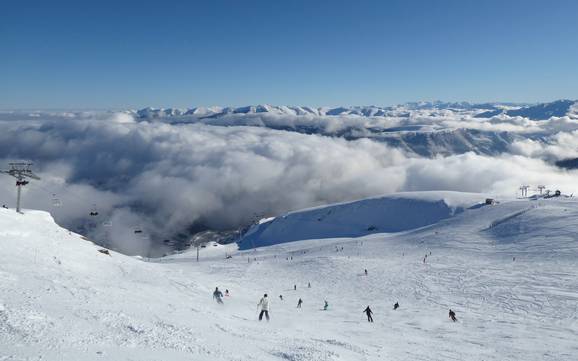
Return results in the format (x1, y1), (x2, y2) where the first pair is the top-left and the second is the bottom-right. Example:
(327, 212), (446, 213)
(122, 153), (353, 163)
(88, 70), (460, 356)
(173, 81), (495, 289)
(0, 111), (576, 255)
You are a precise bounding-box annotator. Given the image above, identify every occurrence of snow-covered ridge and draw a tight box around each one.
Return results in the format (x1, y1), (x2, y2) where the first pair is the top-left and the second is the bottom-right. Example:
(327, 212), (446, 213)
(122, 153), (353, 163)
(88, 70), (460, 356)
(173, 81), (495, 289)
(131, 102), (493, 120)
(239, 192), (487, 249)
(475, 99), (578, 120)
(131, 100), (576, 120)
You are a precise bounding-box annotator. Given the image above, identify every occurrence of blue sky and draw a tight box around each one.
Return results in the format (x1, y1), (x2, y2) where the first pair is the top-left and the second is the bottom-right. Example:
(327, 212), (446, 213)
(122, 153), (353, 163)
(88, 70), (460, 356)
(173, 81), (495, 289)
(1, 0), (577, 109)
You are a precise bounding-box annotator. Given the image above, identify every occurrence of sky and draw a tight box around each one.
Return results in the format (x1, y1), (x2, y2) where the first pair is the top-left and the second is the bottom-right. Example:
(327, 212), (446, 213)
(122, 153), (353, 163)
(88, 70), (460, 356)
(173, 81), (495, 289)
(1, 0), (577, 109)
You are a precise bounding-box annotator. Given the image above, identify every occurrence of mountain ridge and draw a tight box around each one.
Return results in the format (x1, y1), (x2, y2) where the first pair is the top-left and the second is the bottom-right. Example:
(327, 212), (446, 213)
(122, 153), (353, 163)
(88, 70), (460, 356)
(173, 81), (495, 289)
(131, 100), (576, 120)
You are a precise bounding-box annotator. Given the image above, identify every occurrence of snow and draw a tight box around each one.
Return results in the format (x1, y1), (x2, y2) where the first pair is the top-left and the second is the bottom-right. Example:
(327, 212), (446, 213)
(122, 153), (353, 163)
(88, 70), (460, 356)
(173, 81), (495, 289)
(2, 192), (578, 360)
(240, 191), (485, 249)
(132, 100), (577, 122)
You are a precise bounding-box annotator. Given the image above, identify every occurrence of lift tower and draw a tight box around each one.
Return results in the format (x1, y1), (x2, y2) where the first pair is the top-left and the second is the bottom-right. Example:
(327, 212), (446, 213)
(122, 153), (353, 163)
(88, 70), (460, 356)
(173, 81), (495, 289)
(1, 162), (40, 213)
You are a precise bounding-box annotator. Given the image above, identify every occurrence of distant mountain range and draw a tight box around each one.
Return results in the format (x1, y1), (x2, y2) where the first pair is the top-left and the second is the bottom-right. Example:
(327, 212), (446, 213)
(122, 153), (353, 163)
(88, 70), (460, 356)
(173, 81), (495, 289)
(132, 100), (577, 121)
(126, 100), (577, 159)
(474, 100), (577, 120)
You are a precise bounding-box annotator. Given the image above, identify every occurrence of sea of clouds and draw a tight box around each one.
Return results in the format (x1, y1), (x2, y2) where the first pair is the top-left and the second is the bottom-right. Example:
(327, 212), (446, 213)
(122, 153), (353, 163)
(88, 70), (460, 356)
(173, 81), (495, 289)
(1, 110), (577, 255)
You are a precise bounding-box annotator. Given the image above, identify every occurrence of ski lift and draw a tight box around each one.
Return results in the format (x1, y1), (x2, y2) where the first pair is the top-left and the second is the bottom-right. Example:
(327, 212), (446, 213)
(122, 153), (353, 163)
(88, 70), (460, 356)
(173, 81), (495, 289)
(51, 194), (62, 207)
(89, 204), (99, 216)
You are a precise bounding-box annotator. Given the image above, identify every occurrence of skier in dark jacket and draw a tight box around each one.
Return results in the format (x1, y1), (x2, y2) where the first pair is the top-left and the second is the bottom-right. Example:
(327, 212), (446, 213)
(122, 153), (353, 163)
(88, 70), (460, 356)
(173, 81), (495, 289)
(393, 302), (399, 310)
(297, 298), (303, 308)
(449, 309), (457, 322)
(213, 287), (224, 304)
(363, 306), (373, 322)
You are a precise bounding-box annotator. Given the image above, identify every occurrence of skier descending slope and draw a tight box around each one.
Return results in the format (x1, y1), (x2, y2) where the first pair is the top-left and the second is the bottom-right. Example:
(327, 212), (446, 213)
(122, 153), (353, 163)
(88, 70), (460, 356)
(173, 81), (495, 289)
(213, 287), (224, 304)
(449, 309), (457, 322)
(257, 294), (270, 321)
(323, 300), (328, 310)
(363, 306), (374, 322)
(393, 302), (399, 310)
(297, 298), (303, 308)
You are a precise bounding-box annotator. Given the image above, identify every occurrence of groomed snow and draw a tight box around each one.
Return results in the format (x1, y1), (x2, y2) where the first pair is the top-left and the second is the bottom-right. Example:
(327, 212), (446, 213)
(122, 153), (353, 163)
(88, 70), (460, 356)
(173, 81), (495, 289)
(1, 192), (578, 360)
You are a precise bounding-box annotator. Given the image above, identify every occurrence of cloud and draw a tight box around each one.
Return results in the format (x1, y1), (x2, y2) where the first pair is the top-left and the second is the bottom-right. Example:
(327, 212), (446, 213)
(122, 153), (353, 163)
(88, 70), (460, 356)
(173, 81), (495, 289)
(510, 130), (578, 161)
(0, 110), (577, 255)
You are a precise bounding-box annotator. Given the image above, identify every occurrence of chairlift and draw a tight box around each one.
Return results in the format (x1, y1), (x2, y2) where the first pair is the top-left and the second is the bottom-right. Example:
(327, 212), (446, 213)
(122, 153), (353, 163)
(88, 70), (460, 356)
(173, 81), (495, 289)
(163, 239), (176, 246)
(51, 194), (62, 207)
(89, 204), (99, 216)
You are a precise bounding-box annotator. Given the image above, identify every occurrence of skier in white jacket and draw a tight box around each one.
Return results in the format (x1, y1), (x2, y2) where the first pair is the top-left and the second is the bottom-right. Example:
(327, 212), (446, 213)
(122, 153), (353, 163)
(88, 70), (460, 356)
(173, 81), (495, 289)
(257, 294), (270, 321)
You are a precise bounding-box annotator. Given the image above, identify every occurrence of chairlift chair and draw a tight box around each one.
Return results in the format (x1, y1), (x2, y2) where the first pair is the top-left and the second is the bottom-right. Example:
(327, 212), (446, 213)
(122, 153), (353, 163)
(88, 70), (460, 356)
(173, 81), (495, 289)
(51, 194), (62, 207)
(89, 204), (99, 216)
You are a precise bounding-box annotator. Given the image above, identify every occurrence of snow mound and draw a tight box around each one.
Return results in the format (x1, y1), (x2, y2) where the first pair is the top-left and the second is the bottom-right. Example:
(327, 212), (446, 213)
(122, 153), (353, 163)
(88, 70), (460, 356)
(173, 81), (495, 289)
(239, 192), (485, 249)
(0, 209), (130, 277)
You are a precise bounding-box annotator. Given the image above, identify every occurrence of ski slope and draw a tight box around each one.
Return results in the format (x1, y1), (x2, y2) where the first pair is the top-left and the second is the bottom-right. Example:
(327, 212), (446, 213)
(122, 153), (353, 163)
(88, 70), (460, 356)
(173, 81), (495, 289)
(1, 192), (578, 360)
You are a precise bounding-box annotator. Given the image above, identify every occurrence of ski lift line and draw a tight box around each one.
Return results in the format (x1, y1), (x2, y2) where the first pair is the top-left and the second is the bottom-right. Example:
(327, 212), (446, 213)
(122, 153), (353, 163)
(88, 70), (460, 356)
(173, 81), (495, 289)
(25, 178), (100, 208)
(25, 181), (113, 225)
(25, 180), (104, 211)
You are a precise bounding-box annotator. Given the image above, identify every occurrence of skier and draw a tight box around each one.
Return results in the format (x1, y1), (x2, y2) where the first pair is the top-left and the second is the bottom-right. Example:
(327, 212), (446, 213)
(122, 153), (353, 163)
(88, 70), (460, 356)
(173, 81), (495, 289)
(213, 287), (224, 304)
(323, 300), (328, 310)
(363, 306), (373, 322)
(449, 309), (457, 322)
(364, 269), (368, 276)
(225, 289), (230, 297)
(393, 302), (399, 310)
(294, 284), (297, 291)
(257, 294), (270, 321)
(279, 295), (283, 301)
(297, 298), (303, 308)
(308, 282), (311, 288)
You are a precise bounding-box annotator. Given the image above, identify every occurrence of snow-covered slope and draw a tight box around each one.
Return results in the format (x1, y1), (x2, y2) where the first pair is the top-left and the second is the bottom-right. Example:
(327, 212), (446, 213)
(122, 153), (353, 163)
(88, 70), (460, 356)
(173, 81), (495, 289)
(2, 192), (578, 360)
(239, 191), (484, 249)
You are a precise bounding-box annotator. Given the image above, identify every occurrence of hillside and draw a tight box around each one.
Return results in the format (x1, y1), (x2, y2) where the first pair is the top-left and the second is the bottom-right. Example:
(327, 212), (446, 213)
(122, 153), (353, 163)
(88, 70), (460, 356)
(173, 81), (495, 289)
(1, 193), (578, 360)
(239, 191), (484, 249)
